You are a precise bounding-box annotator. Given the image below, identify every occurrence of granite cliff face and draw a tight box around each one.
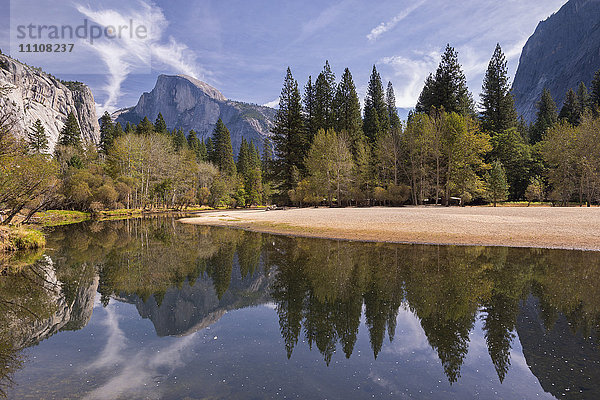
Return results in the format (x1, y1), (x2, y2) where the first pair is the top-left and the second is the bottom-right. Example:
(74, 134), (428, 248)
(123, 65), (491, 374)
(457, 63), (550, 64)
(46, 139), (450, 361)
(0, 54), (100, 150)
(512, 0), (600, 122)
(113, 74), (275, 153)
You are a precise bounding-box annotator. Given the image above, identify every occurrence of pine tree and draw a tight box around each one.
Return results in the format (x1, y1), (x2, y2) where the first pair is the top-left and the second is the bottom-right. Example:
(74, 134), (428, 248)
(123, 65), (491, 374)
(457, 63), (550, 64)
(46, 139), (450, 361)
(558, 88), (579, 125)
(386, 81), (401, 129)
(125, 122), (134, 134)
(576, 82), (590, 116)
(113, 122), (124, 140)
(212, 118), (236, 176)
(271, 68), (306, 198)
(99, 111), (114, 154)
(28, 119), (49, 154)
(480, 44), (517, 134)
(363, 65), (389, 143)
(173, 128), (187, 150)
(591, 69), (600, 112)
(303, 76), (318, 144)
(415, 74), (436, 114)
(197, 141), (208, 162)
(333, 68), (364, 155)
(58, 111), (82, 147)
(531, 89), (558, 144)
(136, 116), (154, 135)
(187, 130), (206, 161)
(416, 44), (475, 117)
(314, 60), (336, 132)
(154, 112), (168, 134)
(237, 138), (251, 177)
(206, 137), (215, 163)
(261, 137), (273, 180)
(486, 160), (509, 207)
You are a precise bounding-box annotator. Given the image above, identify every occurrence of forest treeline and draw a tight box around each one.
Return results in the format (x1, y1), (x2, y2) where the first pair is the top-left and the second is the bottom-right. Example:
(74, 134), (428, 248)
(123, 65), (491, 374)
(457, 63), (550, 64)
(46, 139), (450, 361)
(2, 43), (600, 222)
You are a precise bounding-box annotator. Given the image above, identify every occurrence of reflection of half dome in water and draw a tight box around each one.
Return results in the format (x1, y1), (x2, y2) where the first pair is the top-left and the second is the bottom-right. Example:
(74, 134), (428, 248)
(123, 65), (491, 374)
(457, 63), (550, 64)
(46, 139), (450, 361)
(517, 296), (600, 399)
(123, 264), (273, 337)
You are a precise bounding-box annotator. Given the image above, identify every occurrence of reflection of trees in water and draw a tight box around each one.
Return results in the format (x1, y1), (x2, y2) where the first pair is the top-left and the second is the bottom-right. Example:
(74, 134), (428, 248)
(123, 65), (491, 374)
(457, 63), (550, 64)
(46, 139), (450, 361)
(5, 217), (600, 390)
(268, 239), (600, 385)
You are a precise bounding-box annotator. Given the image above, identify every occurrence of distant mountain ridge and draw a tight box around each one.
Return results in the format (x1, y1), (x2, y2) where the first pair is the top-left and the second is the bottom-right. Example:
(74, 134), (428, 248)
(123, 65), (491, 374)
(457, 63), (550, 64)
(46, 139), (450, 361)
(512, 0), (600, 122)
(113, 74), (276, 153)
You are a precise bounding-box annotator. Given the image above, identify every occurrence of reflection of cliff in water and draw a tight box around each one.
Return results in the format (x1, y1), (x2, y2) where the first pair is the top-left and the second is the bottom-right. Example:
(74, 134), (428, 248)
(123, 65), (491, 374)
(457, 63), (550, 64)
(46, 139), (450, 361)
(123, 257), (273, 337)
(517, 296), (600, 400)
(0, 256), (98, 397)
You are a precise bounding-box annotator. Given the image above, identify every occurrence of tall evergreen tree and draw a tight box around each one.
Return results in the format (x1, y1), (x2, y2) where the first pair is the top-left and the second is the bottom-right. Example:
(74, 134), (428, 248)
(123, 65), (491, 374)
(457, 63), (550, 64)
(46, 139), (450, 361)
(113, 122), (124, 140)
(314, 61), (336, 132)
(416, 44), (475, 117)
(271, 68), (305, 198)
(416, 74), (436, 114)
(187, 130), (207, 161)
(363, 65), (389, 143)
(591, 69), (600, 112)
(58, 111), (82, 148)
(262, 137), (273, 180)
(333, 68), (364, 154)
(173, 128), (187, 150)
(154, 112), (168, 134)
(211, 118), (236, 176)
(531, 89), (558, 144)
(136, 116), (154, 135)
(99, 111), (114, 154)
(558, 88), (579, 125)
(124, 122), (134, 134)
(576, 82), (590, 116)
(28, 119), (49, 154)
(206, 137), (215, 164)
(386, 81), (401, 129)
(480, 44), (517, 134)
(303, 76), (318, 144)
(237, 137), (251, 177)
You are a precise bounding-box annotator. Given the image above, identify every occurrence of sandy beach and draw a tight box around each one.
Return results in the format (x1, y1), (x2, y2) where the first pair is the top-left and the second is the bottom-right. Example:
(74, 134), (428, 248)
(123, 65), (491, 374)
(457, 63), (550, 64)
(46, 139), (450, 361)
(178, 206), (600, 251)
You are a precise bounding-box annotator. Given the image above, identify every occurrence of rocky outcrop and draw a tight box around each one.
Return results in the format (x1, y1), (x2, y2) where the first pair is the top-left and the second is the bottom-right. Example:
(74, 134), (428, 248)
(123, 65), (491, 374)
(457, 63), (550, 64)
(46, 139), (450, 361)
(0, 53), (100, 150)
(113, 74), (275, 153)
(512, 0), (600, 122)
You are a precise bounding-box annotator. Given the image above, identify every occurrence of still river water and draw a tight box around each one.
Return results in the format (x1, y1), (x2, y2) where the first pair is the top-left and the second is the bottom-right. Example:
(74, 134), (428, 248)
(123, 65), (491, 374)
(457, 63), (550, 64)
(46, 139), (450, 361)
(1, 216), (599, 399)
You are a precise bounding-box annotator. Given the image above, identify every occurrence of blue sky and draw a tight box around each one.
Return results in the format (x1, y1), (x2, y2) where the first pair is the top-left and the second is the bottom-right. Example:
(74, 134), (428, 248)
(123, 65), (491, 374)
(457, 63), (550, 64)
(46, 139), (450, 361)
(0, 0), (568, 114)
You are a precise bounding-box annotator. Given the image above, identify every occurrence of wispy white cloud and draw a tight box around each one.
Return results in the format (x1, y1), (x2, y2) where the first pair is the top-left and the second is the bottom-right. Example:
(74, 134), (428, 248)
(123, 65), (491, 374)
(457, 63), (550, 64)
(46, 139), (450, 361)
(76, 1), (207, 113)
(367, 0), (427, 41)
(299, 1), (349, 41)
(379, 50), (440, 108)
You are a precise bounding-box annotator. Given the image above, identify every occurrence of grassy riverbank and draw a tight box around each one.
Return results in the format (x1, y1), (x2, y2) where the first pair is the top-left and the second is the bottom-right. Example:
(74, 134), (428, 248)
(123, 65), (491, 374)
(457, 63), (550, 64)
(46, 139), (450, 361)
(0, 226), (46, 252)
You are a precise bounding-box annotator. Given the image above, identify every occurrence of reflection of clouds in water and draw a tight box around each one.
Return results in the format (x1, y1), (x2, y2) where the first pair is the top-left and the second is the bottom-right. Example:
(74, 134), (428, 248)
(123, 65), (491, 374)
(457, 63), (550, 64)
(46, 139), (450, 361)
(85, 304), (127, 371)
(82, 303), (197, 400)
(381, 305), (435, 359)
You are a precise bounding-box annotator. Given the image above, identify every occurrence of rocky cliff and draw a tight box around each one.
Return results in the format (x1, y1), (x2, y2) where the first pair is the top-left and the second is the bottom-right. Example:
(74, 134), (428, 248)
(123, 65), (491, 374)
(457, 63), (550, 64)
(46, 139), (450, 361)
(113, 74), (275, 153)
(0, 53), (100, 151)
(512, 0), (600, 122)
